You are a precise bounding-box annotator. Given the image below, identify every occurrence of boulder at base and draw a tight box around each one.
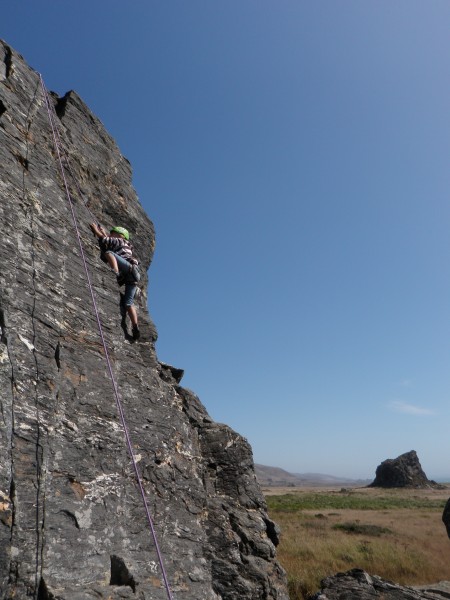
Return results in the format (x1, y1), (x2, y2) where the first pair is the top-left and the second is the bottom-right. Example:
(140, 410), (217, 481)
(315, 569), (450, 600)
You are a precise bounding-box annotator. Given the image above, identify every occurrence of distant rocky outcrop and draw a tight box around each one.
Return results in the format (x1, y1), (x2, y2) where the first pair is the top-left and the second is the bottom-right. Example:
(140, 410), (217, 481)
(315, 569), (450, 600)
(0, 40), (288, 599)
(369, 451), (439, 489)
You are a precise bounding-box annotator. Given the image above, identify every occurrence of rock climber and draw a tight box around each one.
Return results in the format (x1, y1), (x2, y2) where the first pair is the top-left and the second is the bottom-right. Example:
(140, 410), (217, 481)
(90, 222), (141, 340)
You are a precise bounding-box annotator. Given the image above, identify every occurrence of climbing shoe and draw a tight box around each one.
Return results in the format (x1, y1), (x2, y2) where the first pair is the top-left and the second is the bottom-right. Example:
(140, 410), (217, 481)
(132, 325), (140, 341)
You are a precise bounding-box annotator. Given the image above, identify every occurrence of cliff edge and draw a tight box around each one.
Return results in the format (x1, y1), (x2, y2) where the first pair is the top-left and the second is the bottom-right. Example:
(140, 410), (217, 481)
(0, 40), (288, 600)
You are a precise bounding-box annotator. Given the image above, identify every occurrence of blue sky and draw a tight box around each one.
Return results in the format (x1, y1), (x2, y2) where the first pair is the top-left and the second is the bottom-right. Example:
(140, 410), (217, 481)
(4, 1), (450, 479)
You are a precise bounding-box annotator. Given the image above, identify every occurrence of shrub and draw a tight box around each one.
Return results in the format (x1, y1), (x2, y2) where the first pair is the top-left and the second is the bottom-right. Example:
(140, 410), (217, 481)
(332, 522), (392, 536)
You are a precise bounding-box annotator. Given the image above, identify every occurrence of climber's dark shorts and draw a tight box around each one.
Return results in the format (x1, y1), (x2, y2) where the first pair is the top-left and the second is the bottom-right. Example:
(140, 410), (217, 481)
(105, 251), (140, 307)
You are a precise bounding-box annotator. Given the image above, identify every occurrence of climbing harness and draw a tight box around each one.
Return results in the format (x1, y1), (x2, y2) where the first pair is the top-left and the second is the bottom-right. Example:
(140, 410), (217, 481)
(39, 75), (174, 600)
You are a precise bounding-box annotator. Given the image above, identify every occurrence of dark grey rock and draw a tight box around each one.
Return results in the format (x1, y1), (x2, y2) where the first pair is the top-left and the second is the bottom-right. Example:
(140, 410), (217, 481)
(442, 498), (450, 538)
(369, 451), (439, 489)
(0, 39), (288, 599)
(158, 361), (184, 385)
(315, 569), (450, 600)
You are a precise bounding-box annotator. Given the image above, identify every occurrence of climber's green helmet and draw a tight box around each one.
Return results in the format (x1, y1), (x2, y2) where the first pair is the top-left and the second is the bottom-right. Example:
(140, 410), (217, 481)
(110, 226), (130, 240)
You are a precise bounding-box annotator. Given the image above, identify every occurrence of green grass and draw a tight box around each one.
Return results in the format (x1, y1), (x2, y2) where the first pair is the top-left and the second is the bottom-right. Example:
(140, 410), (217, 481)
(266, 488), (450, 600)
(266, 492), (446, 512)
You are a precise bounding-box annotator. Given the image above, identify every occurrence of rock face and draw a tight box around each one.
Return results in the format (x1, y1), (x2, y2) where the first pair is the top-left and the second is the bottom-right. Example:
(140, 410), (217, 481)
(369, 451), (437, 489)
(441, 498), (450, 538)
(315, 569), (450, 600)
(0, 40), (288, 600)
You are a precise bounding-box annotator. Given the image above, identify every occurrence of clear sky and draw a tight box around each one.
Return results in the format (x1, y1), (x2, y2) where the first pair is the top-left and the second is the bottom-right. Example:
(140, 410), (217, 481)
(3, 1), (450, 480)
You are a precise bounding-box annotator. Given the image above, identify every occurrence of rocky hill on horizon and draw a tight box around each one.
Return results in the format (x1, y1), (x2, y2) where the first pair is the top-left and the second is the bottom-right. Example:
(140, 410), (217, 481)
(255, 464), (371, 487)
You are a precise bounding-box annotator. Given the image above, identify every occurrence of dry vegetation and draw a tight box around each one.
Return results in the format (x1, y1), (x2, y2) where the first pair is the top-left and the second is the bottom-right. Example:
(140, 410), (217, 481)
(264, 485), (450, 600)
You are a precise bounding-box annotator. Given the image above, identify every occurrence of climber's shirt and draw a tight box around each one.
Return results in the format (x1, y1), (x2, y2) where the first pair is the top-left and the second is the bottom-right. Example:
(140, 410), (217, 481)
(98, 236), (138, 266)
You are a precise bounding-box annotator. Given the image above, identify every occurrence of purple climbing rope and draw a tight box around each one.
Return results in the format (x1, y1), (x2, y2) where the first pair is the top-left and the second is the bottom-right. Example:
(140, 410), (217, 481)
(39, 74), (174, 600)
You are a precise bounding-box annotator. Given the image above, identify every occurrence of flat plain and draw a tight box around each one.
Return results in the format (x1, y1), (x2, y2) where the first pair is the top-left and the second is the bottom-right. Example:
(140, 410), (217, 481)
(264, 485), (450, 600)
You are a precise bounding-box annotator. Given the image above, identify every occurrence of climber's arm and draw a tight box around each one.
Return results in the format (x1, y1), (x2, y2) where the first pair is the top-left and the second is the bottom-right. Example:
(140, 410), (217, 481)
(90, 222), (107, 239)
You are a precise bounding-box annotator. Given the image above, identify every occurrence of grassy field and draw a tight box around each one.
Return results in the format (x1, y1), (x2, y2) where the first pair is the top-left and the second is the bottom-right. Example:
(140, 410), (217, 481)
(265, 485), (450, 600)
